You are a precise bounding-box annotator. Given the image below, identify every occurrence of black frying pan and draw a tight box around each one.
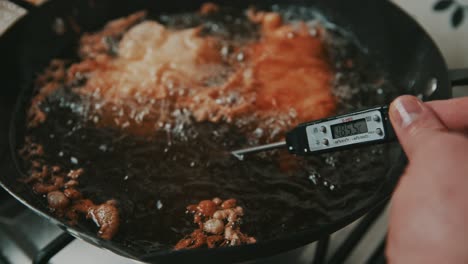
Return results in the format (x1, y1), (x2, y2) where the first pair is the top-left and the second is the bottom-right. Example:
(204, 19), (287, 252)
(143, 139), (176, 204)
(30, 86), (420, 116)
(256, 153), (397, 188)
(0, 0), (467, 263)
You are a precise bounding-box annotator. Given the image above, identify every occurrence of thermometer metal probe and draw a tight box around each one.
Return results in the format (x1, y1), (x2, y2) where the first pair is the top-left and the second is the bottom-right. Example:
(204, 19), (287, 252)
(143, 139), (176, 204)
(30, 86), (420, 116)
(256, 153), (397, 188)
(232, 105), (396, 160)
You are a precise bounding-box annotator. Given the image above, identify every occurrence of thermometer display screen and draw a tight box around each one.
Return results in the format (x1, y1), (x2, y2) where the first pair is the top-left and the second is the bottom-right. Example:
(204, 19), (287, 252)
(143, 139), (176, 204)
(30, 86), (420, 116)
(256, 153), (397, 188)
(331, 119), (368, 139)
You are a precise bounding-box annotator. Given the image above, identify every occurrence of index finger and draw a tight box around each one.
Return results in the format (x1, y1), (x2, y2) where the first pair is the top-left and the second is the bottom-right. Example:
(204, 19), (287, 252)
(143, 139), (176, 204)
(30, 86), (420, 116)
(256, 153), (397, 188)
(426, 97), (468, 133)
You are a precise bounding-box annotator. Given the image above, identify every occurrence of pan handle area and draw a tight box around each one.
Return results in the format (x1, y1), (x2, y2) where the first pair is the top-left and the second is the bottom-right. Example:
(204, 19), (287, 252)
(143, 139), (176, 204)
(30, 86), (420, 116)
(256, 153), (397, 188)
(449, 68), (468, 87)
(0, 0), (45, 36)
(0, 0), (27, 36)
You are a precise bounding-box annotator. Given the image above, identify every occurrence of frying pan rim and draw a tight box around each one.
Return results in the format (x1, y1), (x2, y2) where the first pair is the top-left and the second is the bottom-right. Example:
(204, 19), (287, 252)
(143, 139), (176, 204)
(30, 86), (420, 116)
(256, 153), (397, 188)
(0, 0), (452, 262)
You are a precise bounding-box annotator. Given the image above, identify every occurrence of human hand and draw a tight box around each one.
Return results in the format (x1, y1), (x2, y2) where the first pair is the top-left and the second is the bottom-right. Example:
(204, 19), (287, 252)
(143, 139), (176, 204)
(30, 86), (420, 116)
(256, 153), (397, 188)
(386, 95), (468, 263)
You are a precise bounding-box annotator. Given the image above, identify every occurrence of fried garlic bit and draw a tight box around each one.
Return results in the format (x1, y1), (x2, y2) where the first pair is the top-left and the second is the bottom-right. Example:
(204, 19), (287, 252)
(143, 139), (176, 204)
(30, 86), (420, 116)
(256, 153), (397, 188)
(175, 198), (256, 250)
(19, 137), (120, 240)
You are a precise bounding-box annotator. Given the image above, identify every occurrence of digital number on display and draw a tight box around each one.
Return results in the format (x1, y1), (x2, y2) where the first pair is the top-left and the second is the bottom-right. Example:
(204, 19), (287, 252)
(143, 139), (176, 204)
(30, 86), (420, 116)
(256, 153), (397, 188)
(331, 119), (368, 139)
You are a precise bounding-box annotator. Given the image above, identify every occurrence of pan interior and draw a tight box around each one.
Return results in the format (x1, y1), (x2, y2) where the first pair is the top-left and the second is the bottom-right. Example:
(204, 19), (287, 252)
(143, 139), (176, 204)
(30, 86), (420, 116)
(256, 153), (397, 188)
(13, 3), (403, 254)
(1, 0), (449, 260)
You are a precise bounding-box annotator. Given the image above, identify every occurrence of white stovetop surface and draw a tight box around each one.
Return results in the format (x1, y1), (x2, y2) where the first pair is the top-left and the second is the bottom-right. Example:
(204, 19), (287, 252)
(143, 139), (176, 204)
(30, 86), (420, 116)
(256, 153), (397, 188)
(392, 0), (468, 97)
(393, 0), (468, 69)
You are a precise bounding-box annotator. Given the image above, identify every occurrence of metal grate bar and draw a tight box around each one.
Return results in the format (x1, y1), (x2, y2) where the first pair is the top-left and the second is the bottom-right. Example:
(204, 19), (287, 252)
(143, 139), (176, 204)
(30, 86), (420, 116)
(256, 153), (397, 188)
(0, 251), (10, 264)
(32, 232), (75, 264)
(312, 236), (329, 264)
(327, 201), (388, 264)
(366, 236), (386, 264)
(0, 223), (36, 259)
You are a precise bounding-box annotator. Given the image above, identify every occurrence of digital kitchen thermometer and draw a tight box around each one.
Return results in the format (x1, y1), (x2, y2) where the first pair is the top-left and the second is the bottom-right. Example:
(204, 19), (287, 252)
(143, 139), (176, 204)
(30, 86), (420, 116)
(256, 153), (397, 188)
(231, 106), (396, 159)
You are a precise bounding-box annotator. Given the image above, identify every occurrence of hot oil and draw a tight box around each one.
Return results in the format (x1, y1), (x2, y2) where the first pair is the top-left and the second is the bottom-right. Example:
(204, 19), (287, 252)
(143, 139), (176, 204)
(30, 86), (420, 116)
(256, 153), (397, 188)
(23, 6), (400, 253)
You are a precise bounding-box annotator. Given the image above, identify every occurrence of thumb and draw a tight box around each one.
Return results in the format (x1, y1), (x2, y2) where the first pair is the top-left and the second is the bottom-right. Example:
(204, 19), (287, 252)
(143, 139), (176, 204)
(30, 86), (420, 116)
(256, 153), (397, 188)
(389, 95), (448, 159)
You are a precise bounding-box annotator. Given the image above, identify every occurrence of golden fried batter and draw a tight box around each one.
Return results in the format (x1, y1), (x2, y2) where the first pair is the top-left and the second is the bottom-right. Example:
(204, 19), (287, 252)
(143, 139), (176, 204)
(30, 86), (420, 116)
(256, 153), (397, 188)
(68, 10), (335, 139)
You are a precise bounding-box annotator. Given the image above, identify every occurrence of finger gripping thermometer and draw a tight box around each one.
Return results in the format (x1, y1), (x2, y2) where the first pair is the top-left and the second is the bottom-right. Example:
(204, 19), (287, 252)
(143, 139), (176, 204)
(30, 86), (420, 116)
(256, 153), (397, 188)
(231, 106), (396, 160)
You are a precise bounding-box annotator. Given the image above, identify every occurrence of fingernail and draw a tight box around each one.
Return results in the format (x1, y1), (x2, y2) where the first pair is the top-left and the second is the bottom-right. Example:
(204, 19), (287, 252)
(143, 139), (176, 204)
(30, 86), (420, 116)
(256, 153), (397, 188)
(390, 96), (424, 128)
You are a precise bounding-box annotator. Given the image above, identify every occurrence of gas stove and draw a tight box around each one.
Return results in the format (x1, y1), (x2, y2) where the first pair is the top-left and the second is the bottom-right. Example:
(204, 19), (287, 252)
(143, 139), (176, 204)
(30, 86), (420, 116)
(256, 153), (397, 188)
(0, 190), (136, 264)
(0, 186), (388, 264)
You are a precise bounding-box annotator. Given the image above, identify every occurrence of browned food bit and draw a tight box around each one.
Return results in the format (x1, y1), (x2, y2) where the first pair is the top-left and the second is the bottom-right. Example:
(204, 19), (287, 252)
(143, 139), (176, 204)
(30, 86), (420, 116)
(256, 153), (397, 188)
(51, 166), (61, 174)
(206, 235), (224, 248)
(66, 16), (81, 34)
(20, 165), (49, 183)
(87, 200), (120, 240)
(39, 165), (49, 177)
(66, 57), (111, 81)
(64, 180), (79, 188)
(175, 198), (255, 250)
(72, 199), (95, 213)
(212, 197), (222, 205)
(47, 191), (70, 210)
(31, 160), (42, 169)
(67, 199), (120, 240)
(203, 219), (225, 235)
(79, 11), (147, 59)
(174, 229), (207, 250)
(19, 138), (44, 157)
(63, 188), (82, 200)
(193, 214), (202, 227)
(34, 59), (67, 87)
(186, 204), (198, 213)
(28, 110), (46, 128)
(189, 229), (208, 249)
(67, 168), (84, 179)
(200, 2), (219, 15)
(32, 177), (64, 194)
(23, 0), (46, 5)
(174, 238), (193, 250)
(238, 231), (257, 244)
(221, 198), (236, 209)
(65, 199), (95, 226)
(27, 60), (68, 128)
(197, 200), (218, 217)
(213, 208), (243, 223)
(19, 136), (121, 240)
(234, 206), (244, 216)
(224, 226), (240, 246)
(247, 9), (283, 31)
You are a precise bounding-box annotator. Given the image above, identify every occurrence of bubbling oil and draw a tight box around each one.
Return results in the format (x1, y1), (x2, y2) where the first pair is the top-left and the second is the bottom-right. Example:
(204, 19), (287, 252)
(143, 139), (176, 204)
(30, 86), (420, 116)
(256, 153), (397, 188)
(23, 5), (400, 253)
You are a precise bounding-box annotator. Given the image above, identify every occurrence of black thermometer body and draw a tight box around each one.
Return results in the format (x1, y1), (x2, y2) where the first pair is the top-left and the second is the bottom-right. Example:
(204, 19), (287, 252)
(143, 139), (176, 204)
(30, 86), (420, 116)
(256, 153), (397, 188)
(286, 106), (396, 156)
